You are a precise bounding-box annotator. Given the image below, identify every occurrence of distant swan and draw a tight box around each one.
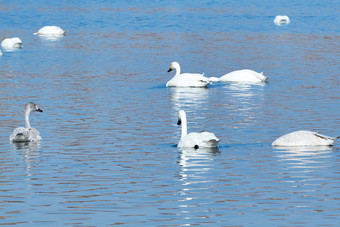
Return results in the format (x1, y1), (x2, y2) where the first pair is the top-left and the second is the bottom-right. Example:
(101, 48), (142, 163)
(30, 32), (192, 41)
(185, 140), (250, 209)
(272, 130), (338, 147)
(34, 26), (66, 36)
(1, 37), (23, 50)
(274, 15), (290, 26)
(219, 69), (268, 83)
(10, 102), (43, 143)
(166, 62), (215, 87)
(177, 110), (220, 148)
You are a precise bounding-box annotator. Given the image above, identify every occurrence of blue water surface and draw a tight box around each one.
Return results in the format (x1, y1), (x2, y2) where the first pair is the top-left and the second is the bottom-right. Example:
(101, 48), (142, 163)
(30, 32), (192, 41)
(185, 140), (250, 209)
(0, 0), (339, 226)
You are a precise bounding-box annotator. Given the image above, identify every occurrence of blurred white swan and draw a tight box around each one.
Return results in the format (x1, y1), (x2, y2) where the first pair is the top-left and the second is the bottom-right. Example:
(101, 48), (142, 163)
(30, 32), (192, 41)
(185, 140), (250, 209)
(177, 110), (220, 149)
(166, 62), (217, 87)
(274, 15), (290, 26)
(272, 130), (338, 147)
(1, 37), (23, 50)
(10, 102), (43, 143)
(219, 69), (268, 83)
(34, 26), (66, 36)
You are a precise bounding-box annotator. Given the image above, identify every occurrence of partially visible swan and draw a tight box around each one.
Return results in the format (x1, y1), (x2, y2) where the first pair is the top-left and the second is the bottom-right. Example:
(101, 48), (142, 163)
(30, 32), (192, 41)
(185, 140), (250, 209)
(177, 110), (220, 148)
(274, 15), (290, 26)
(34, 26), (66, 36)
(10, 102), (43, 143)
(167, 62), (215, 87)
(272, 130), (338, 147)
(219, 69), (268, 83)
(1, 37), (23, 50)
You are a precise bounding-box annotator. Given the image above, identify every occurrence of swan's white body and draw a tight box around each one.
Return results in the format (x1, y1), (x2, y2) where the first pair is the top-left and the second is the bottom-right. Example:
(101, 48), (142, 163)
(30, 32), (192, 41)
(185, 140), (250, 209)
(274, 15), (290, 26)
(34, 26), (66, 36)
(10, 102), (43, 143)
(167, 62), (213, 87)
(177, 110), (220, 148)
(1, 37), (23, 50)
(272, 130), (338, 147)
(219, 69), (267, 83)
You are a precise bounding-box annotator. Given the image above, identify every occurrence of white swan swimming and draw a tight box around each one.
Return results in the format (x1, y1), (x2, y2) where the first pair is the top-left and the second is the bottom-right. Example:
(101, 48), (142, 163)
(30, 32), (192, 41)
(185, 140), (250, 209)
(177, 110), (220, 149)
(272, 130), (338, 147)
(34, 26), (66, 36)
(166, 62), (215, 87)
(219, 69), (268, 83)
(1, 37), (23, 50)
(274, 15), (290, 26)
(10, 102), (43, 143)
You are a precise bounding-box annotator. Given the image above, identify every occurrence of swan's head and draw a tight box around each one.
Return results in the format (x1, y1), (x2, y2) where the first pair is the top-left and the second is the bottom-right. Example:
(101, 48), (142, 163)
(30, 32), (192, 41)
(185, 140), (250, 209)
(177, 110), (186, 125)
(168, 61), (180, 72)
(26, 102), (43, 113)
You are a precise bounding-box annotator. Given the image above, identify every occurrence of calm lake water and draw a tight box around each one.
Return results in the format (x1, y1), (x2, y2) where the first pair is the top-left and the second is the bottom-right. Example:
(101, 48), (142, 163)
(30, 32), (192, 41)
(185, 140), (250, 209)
(0, 0), (339, 226)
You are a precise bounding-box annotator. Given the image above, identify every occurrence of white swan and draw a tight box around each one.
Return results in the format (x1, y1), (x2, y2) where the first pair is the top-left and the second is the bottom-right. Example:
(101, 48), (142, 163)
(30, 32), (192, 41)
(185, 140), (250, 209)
(34, 26), (66, 36)
(219, 69), (268, 83)
(272, 130), (338, 147)
(177, 110), (220, 148)
(274, 15), (290, 26)
(1, 37), (23, 50)
(166, 62), (214, 87)
(10, 102), (43, 143)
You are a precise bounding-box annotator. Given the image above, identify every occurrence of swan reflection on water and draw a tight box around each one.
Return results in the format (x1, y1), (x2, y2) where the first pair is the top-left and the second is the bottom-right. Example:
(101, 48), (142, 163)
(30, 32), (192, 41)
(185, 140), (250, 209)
(176, 147), (220, 216)
(223, 82), (265, 99)
(11, 141), (41, 177)
(170, 87), (210, 111)
(273, 145), (334, 169)
(177, 147), (220, 169)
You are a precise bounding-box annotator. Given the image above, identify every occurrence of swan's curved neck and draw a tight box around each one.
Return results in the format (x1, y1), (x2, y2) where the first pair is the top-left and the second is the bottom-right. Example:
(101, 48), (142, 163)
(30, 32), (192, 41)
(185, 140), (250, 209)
(25, 110), (31, 128)
(175, 65), (181, 76)
(180, 113), (187, 138)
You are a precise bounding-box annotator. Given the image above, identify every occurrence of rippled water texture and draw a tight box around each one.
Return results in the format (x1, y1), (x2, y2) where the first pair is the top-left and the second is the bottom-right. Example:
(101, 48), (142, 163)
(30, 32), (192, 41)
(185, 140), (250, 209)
(0, 1), (339, 226)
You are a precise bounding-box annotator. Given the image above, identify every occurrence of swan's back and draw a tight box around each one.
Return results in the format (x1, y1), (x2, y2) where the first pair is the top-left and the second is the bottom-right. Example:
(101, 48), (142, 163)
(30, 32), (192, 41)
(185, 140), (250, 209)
(272, 130), (337, 147)
(274, 15), (290, 26)
(167, 73), (210, 87)
(35, 26), (66, 36)
(1, 37), (23, 49)
(10, 127), (42, 143)
(178, 132), (220, 148)
(220, 69), (267, 82)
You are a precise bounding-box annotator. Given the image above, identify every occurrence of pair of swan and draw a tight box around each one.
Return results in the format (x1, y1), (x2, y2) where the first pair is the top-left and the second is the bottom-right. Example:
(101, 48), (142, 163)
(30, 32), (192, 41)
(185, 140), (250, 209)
(176, 110), (338, 148)
(166, 62), (267, 87)
(0, 26), (65, 55)
(10, 102), (43, 143)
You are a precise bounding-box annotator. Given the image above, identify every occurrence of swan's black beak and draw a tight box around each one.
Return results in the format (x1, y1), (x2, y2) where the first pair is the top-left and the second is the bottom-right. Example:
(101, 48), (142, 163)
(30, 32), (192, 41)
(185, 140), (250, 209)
(167, 68), (173, 72)
(177, 119), (181, 125)
(36, 108), (43, 112)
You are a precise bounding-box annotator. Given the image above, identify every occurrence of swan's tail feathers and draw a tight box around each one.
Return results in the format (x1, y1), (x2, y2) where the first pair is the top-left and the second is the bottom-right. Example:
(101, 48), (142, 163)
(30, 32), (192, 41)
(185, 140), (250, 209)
(208, 77), (220, 82)
(207, 138), (220, 147)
